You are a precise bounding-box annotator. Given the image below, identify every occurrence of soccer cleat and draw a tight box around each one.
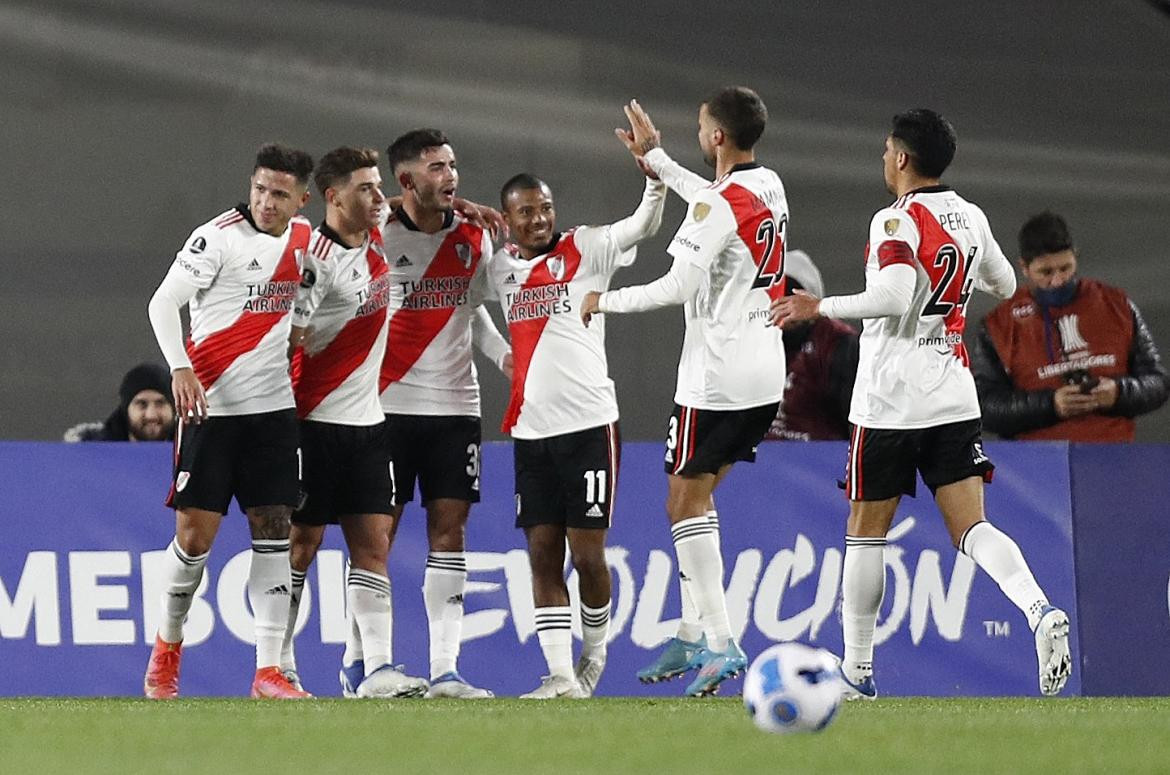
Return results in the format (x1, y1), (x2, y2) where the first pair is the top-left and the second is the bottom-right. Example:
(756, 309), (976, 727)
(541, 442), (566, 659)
(839, 666), (878, 701)
(355, 664), (429, 699)
(520, 674), (587, 699)
(340, 659), (365, 698)
(636, 635), (705, 683)
(575, 655), (606, 697)
(425, 671), (494, 699)
(1034, 605), (1072, 696)
(144, 635), (182, 699)
(281, 668), (305, 693)
(684, 641), (748, 697)
(251, 666), (312, 699)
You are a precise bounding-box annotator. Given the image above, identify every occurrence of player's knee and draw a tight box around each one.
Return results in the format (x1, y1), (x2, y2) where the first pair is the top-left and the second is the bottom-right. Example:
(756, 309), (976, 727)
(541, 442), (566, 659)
(175, 531), (213, 557)
(571, 552), (609, 584)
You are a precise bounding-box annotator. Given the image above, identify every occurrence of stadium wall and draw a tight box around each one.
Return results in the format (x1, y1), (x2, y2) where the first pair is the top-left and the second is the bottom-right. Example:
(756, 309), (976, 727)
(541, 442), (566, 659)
(0, 441), (1162, 697)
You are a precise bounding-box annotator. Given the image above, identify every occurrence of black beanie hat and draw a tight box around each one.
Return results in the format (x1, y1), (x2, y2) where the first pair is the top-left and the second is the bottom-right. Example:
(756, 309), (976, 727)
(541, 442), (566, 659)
(118, 363), (173, 407)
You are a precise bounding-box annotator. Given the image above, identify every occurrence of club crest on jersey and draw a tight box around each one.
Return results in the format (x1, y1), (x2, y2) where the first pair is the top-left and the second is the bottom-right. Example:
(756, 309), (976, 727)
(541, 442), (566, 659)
(175, 472), (190, 492)
(395, 254), (412, 268)
(455, 242), (473, 269)
(884, 218), (900, 236)
(188, 236), (206, 254)
(547, 255), (565, 281)
(693, 202), (711, 222)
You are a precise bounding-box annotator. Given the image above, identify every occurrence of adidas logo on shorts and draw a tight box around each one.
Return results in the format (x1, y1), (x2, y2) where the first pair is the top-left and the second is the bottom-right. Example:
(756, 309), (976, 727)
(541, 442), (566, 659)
(586, 504), (604, 518)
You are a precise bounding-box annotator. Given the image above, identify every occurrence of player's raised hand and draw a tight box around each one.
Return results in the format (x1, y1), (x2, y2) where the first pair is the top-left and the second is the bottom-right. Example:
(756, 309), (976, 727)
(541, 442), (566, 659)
(770, 290), (821, 328)
(581, 290), (602, 328)
(615, 99), (662, 159)
(172, 367), (208, 424)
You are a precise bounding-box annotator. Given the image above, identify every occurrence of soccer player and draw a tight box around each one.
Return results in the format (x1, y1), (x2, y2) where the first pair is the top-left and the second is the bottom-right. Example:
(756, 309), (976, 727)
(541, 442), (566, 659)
(144, 143), (315, 699)
(486, 163), (666, 698)
(375, 128), (509, 699)
(581, 88), (788, 697)
(279, 146), (428, 698)
(770, 109), (1072, 698)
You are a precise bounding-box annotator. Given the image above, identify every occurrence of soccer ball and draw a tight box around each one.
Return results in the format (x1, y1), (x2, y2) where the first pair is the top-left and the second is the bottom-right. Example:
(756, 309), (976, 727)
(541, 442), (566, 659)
(742, 642), (842, 734)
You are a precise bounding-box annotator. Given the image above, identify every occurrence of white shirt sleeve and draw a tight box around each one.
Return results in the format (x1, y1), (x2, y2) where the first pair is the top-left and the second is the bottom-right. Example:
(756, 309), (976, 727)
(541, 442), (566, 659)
(974, 218), (1017, 299)
(147, 270), (199, 371)
(292, 248), (333, 328)
(819, 208), (920, 319)
(607, 178), (668, 253)
(598, 252), (706, 313)
(468, 231), (495, 306)
(643, 147), (710, 204)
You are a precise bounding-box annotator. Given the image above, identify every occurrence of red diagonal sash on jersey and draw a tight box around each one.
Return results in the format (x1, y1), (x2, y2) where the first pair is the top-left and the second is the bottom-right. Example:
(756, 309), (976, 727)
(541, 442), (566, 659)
(187, 220), (310, 389)
(908, 202), (970, 364)
(720, 183), (787, 300)
(380, 223), (483, 392)
(501, 235), (583, 434)
(292, 228), (390, 418)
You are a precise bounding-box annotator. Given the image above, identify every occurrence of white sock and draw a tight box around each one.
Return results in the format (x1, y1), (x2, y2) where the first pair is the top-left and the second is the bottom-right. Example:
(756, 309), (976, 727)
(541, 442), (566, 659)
(672, 516), (732, 652)
(960, 521), (1050, 630)
(157, 538), (208, 643)
(348, 568), (393, 675)
(248, 539), (291, 669)
(341, 560), (364, 666)
(534, 606), (574, 679)
(580, 600), (610, 660)
(676, 510), (719, 643)
(424, 552), (467, 679)
(842, 536), (886, 682)
(280, 567), (306, 672)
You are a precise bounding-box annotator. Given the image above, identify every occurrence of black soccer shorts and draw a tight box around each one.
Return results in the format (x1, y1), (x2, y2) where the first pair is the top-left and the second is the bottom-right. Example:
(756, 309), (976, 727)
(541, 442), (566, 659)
(166, 408), (300, 514)
(383, 414), (481, 504)
(663, 403), (779, 476)
(514, 422), (620, 530)
(842, 418), (996, 501)
(292, 420), (395, 526)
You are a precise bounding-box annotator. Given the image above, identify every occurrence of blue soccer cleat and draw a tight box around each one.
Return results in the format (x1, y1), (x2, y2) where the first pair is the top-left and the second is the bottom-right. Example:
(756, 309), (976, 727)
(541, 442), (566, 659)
(340, 659), (365, 698)
(684, 640), (748, 697)
(839, 666), (878, 701)
(637, 635), (706, 684)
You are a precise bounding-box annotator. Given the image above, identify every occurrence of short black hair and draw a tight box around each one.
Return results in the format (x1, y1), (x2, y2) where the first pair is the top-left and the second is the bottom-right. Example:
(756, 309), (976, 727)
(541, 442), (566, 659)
(704, 86), (767, 151)
(313, 147), (379, 196)
(499, 173), (549, 209)
(1018, 211), (1074, 263)
(387, 129), (450, 173)
(254, 143), (314, 185)
(890, 109), (956, 178)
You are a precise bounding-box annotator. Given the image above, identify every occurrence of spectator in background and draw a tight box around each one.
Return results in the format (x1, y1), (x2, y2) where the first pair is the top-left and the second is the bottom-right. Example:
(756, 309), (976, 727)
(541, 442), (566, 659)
(64, 362), (176, 442)
(972, 211), (1168, 441)
(765, 250), (859, 441)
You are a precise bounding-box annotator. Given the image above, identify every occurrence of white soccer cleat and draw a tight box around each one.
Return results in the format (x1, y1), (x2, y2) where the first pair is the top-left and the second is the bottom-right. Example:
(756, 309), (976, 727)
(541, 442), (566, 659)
(425, 671), (494, 699)
(1034, 606), (1072, 696)
(575, 655), (606, 697)
(355, 664), (429, 699)
(520, 674), (587, 699)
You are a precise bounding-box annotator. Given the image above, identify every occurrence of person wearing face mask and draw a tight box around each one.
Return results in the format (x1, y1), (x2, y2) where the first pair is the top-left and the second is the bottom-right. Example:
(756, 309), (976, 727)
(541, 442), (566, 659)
(971, 211), (1168, 441)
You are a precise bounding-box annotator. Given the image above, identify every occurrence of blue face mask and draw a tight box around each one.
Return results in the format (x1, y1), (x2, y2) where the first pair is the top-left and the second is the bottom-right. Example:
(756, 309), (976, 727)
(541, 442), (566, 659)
(1033, 277), (1079, 307)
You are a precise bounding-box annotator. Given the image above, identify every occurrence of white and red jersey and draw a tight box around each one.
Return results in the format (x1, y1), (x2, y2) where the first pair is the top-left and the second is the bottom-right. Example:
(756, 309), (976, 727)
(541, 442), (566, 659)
(378, 208), (492, 417)
(290, 223), (391, 425)
(486, 227), (635, 440)
(647, 163), (788, 410)
(164, 205), (310, 416)
(846, 186), (1014, 429)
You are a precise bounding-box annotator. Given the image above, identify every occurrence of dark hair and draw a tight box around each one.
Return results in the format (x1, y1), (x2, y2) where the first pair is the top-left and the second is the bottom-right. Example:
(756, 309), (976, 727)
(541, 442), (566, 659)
(890, 109), (956, 178)
(254, 143), (314, 185)
(704, 86), (768, 151)
(313, 147), (379, 196)
(499, 173), (549, 209)
(1018, 211), (1074, 263)
(387, 129), (450, 173)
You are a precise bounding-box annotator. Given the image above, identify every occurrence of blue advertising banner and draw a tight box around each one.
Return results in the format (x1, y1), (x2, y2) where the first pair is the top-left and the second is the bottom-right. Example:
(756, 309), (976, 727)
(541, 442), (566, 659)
(1070, 444), (1170, 696)
(0, 441), (1080, 697)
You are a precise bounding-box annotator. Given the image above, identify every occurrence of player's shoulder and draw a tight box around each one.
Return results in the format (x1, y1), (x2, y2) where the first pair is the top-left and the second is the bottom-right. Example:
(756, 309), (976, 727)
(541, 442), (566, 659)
(182, 207), (242, 254)
(308, 225), (342, 262)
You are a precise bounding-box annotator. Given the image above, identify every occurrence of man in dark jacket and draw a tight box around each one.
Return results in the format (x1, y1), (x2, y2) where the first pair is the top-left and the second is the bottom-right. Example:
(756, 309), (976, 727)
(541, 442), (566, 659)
(64, 363), (176, 442)
(971, 212), (1167, 441)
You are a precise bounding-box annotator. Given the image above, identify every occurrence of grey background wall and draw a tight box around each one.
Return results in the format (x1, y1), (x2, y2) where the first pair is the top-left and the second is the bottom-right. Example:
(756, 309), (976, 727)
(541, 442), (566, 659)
(2, 0), (1168, 441)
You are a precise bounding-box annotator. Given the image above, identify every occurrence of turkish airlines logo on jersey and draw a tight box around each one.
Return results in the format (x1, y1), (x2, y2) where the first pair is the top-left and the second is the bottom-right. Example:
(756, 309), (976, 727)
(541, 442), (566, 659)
(1057, 314), (1090, 354)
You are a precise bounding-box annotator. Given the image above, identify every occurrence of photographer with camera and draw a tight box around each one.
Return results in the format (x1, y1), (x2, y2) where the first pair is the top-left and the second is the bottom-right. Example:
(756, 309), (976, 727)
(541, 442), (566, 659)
(971, 211), (1168, 441)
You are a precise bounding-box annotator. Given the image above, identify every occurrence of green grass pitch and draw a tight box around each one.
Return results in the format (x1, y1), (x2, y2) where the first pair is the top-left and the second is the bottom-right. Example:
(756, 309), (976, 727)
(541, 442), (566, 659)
(3, 697), (1169, 773)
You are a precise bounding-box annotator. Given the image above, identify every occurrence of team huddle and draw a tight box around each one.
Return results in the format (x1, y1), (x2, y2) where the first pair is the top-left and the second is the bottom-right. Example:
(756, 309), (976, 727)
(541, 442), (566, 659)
(142, 86), (1072, 701)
